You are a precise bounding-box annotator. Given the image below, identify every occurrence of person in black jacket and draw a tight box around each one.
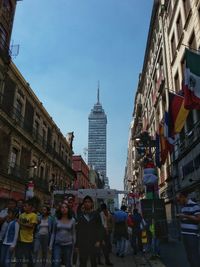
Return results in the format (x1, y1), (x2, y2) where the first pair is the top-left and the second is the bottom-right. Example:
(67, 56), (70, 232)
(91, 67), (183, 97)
(76, 195), (103, 267)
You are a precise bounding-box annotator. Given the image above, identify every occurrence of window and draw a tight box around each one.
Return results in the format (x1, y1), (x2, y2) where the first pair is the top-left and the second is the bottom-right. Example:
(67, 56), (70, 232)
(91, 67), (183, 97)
(42, 128), (46, 146)
(171, 34), (176, 60)
(53, 141), (56, 150)
(35, 121), (39, 137)
(35, 121), (39, 130)
(40, 166), (44, 179)
(167, 0), (172, 19)
(32, 161), (37, 176)
(176, 13), (183, 41)
(2, 0), (12, 21)
(187, 111), (194, 132)
(174, 72), (180, 92)
(183, 0), (191, 20)
(195, 110), (200, 122)
(188, 32), (197, 50)
(181, 56), (186, 80)
(179, 127), (185, 144)
(0, 24), (7, 50)
(3, 0), (12, 10)
(16, 99), (22, 118)
(10, 148), (18, 168)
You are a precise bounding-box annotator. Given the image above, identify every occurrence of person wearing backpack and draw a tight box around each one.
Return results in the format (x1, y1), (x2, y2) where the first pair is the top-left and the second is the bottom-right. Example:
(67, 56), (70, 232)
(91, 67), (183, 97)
(49, 202), (76, 267)
(0, 208), (19, 267)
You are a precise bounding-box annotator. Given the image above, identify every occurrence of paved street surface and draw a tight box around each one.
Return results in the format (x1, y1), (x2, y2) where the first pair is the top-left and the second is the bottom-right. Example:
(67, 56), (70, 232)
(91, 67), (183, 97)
(109, 253), (166, 267)
(31, 252), (166, 267)
(160, 240), (190, 267)
(13, 241), (192, 267)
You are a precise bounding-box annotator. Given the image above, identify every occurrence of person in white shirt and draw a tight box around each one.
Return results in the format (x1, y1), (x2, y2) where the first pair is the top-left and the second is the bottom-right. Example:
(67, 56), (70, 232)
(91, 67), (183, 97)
(34, 206), (53, 267)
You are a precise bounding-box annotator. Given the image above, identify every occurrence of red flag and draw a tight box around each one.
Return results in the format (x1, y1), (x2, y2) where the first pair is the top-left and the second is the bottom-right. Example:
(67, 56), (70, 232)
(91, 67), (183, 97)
(183, 49), (200, 109)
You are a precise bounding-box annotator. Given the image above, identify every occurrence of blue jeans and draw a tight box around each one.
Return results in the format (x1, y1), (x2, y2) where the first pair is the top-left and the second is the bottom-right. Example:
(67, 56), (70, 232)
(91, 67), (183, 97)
(34, 234), (49, 266)
(15, 242), (33, 267)
(116, 237), (126, 256)
(0, 244), (13, 267)
(151, 237), (160, 256)
(182, 234), (200, 267)
(132, 231), (142, 254)
(52, 243), (73, 267)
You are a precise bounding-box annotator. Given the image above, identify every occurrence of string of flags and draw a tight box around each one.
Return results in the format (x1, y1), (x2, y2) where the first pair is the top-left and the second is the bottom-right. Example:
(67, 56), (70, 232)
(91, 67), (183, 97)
(155, 48), (200, 167)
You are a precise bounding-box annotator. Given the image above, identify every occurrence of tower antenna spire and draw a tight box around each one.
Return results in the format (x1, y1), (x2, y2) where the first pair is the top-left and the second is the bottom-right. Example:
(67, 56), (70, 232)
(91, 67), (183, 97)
(97, 81), (100, 103)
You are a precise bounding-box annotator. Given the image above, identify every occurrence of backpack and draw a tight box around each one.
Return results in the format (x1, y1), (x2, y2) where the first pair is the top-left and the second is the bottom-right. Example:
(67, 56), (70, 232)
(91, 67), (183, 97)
(127, 215), (134, 228)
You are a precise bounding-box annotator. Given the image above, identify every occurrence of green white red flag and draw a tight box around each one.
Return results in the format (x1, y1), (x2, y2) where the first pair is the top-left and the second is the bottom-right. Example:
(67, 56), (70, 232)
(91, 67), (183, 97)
(183, 49), (200, 109)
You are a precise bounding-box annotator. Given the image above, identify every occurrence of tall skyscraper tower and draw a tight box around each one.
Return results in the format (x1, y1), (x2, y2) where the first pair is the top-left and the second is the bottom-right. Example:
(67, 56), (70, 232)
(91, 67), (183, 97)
(88, 86), (108, 188)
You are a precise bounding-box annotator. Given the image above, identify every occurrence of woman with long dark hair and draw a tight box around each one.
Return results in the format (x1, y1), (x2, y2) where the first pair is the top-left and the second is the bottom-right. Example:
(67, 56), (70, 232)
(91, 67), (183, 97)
(49, 203), (76, 267)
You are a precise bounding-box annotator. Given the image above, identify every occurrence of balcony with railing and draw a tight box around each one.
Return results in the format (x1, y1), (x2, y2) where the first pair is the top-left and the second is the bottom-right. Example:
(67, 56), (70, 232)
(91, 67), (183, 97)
(5, 164), (50, 194)
(0, 92), (74, 176)
(175, 120), (200, 160)
(8, 164), (28, 184)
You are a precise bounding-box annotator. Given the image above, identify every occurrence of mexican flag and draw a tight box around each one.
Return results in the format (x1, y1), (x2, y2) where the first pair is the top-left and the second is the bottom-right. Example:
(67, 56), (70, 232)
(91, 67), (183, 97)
(184, 49), (200, 109)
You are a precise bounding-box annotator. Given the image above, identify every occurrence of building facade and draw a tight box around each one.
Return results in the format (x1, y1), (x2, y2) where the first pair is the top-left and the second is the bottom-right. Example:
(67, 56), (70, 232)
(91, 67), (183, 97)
(88, 89), (108, 188)
(72, 155), (89, 189)
(165, 0), (200, 206)
(126, 0), (200, 220)
(0, 0), (75, 204)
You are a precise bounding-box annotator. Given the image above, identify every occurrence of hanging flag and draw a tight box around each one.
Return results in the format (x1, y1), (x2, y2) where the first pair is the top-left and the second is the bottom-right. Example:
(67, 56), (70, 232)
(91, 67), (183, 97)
(169, 91), (189, 134)
(183, 49), (200, 109)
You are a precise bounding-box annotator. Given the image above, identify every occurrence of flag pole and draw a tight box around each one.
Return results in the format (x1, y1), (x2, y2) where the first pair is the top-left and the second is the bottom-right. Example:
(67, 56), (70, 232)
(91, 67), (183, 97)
(181, 44), (200, 53)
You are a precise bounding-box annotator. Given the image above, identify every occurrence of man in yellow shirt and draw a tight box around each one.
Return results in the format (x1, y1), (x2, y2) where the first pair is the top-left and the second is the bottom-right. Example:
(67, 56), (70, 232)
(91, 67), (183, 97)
(15, 199), (37, 267)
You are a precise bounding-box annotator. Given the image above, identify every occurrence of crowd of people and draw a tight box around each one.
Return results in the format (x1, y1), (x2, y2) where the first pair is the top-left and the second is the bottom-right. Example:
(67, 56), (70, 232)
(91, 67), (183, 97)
(0, 195), (165, 267)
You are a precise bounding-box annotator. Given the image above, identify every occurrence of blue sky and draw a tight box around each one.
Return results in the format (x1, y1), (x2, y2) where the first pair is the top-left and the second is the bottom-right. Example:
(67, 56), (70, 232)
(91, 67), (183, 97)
(11, 0), (153, 191)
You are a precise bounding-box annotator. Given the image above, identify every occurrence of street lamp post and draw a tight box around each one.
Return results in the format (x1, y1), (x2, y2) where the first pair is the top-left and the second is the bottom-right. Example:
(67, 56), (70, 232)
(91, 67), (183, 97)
(25, 164), (37, 200)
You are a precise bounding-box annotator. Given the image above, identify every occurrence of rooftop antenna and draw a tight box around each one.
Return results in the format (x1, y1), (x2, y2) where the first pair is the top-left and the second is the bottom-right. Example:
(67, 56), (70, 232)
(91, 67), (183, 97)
(97, 80), (100, 104)
(83, 147), (88, 162)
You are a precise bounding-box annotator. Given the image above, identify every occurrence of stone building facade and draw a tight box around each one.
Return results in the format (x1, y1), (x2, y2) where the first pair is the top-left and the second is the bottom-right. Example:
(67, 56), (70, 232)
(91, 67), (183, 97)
(126, 0), (200, 219)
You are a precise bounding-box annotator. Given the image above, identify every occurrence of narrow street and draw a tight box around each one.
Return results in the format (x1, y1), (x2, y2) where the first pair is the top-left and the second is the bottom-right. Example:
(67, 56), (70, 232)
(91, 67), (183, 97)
(111, 253), (166, 267)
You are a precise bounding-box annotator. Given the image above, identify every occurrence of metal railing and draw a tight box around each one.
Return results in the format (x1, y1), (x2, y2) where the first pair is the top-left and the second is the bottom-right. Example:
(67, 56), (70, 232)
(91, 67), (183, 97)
(174, 119), (200, 160)
(4, 164), (50, 193)
(0, 92), (72, 171)
(8, 165), (28, 184)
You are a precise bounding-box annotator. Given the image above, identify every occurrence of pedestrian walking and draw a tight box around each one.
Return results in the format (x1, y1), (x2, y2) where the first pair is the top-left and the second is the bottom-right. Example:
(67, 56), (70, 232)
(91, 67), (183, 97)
(49, 202), (76, 267)
(15, 199), (38, 267)
(176, 191), (200, 267)
(34, 206), (53, 267)
(131, 209), (143, 255)
(66, 196), (79, 266)
(113, 205), (128, 257)
(149, 219), (161, 258)
(0, 208), (19, 267)
(76, 195), (103, 267)
(99, 203), (113, 265)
